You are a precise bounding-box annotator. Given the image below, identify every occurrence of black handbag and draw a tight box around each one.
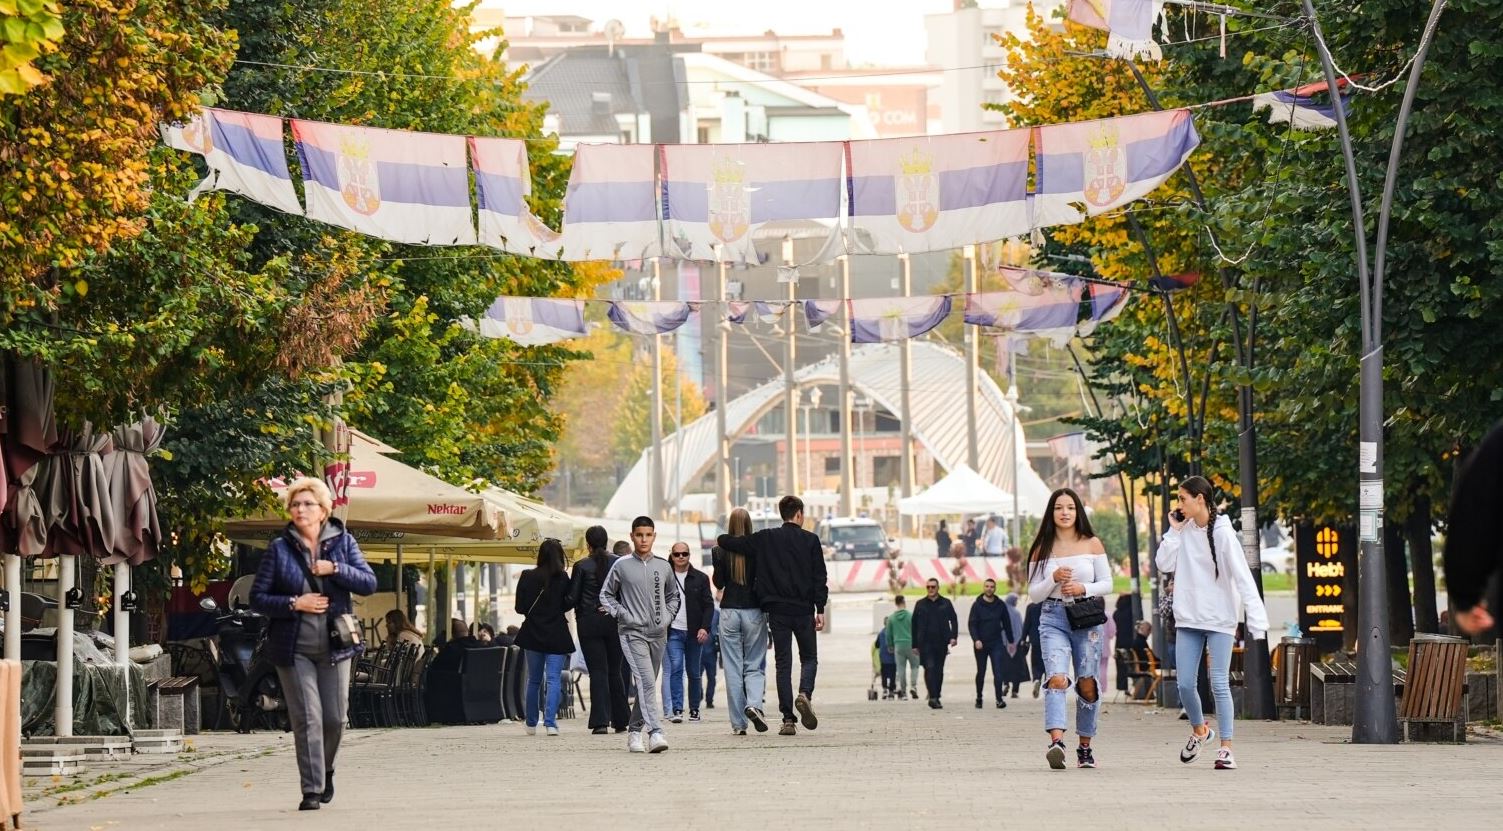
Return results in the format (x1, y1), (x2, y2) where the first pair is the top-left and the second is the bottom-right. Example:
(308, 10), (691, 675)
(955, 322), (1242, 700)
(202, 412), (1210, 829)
(293, 545), (363, 651)
(1064, 595), (1107, 631)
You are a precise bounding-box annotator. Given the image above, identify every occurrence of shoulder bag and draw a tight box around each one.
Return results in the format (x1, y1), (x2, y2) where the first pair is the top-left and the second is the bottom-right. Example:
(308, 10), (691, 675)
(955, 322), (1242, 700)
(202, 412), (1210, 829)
(1065, 595), (1107, 630)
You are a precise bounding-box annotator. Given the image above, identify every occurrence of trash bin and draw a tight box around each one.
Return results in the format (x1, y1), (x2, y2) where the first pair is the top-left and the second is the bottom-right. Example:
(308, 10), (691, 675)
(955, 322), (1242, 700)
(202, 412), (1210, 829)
(1274, 637), (1317, 719)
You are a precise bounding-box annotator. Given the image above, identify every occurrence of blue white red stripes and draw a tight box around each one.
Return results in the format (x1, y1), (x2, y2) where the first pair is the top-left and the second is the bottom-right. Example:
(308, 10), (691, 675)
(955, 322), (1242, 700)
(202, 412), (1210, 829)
(1034, 109), (1199, 228)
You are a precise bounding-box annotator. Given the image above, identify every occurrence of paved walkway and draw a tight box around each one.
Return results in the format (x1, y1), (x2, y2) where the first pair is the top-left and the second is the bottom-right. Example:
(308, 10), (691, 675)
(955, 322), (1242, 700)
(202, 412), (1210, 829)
(26, 606), (1501, 830)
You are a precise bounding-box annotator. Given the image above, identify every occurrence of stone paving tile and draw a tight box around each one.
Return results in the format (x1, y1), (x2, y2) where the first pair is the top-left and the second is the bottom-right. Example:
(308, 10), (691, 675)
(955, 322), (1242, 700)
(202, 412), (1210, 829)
(26, 615), (1501, 830)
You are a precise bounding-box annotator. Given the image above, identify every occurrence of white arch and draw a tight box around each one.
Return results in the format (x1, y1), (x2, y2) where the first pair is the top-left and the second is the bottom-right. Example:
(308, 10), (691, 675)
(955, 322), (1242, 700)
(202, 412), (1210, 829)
(603, 341), (1053, 520)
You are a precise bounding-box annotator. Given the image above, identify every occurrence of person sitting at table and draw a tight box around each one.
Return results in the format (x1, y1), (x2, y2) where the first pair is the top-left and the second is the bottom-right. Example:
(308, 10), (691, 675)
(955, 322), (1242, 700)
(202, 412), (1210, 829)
(384, 609), (425, 649)
(428, 619), (480, 674)
(476, 623), (495, 643)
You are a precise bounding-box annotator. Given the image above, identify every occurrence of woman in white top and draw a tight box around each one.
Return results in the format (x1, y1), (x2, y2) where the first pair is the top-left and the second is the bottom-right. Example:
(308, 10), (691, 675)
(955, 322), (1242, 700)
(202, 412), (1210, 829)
(1155, 475), (1270, 771)
(1026, 488), (1113, 770)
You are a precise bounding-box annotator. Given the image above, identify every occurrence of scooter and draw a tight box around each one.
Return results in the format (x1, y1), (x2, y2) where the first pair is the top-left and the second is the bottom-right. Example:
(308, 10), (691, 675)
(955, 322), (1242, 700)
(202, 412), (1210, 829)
(200, 596), (289, 733)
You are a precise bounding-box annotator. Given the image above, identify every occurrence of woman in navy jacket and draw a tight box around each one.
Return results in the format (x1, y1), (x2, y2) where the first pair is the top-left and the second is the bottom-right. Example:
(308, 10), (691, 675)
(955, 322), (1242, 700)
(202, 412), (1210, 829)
(250, 477), (376, 811)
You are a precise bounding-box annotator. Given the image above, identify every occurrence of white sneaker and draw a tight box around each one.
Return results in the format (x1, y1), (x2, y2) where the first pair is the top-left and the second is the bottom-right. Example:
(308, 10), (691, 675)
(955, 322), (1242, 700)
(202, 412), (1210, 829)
(627, 731), (645, 753)
(1179, 727), (1216, 764)
(1214, 748), (1237, 770)
(648, 730), (669, 753)
(545, 726), (559, 737)
(524, 724), (537, 736)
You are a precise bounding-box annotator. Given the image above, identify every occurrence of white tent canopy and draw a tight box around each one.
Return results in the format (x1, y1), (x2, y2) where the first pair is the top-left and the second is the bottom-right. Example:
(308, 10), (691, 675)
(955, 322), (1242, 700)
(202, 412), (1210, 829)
(898, 463), (1047, 518)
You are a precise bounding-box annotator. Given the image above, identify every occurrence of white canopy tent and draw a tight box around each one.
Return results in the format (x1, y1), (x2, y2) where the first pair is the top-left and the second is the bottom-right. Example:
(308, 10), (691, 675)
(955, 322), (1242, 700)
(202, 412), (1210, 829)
(898, 463), (1048, 518)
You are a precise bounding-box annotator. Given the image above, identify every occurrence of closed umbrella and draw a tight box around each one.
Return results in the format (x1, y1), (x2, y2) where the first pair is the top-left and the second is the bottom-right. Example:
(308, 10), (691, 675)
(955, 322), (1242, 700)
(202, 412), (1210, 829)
(105, 417), (164, 566)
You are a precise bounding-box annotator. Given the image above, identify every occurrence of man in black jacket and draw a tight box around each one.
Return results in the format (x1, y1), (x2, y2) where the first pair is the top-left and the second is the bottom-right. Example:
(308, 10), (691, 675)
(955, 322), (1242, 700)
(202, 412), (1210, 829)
(718, 495), (828, 735)
(663, 541), (716, 722)
(912, 578), (958, 709)
(967, 578), (1015, 709)
(1445, 420), (1502, 639)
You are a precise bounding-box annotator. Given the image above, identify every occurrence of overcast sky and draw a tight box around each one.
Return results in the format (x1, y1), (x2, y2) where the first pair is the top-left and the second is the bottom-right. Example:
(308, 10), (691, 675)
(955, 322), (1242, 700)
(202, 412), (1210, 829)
(485, 0), (959, 66)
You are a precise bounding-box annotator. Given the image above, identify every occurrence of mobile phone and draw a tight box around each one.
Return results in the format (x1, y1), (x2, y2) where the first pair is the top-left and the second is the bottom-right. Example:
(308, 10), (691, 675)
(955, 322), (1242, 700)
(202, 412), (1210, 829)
(1171, 509), (1185, 522)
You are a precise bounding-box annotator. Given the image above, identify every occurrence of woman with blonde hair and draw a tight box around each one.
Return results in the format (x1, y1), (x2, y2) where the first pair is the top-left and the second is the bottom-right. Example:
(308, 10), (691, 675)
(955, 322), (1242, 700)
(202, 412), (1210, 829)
(250, 477), (376, 811)
(711, 508), (770, 734)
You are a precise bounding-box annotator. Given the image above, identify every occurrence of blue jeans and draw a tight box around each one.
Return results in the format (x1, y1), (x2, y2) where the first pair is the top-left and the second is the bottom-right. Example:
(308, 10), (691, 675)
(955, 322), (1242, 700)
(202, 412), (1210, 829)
(1038, 600), (1104, 737)
(1175, 627), (1236, 739)
(524, 650), (567, 729)
(700, 637), (718, 705)
(719, 608), (768, 730)
(662, 628), (703, 714)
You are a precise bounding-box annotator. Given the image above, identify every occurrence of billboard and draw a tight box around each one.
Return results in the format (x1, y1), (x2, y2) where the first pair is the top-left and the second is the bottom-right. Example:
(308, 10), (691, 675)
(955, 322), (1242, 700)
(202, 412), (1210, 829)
(1295, 523), (1346, 652)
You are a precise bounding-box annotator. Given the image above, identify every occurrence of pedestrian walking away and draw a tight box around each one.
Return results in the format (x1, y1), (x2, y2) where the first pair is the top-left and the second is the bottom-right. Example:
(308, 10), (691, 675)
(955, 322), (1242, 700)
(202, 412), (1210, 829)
(912, 578), (958, 709)
(875, 621), (897, 698)
(1156, 476), (1270, 771)
(569, 526), (630, 734)
(712, 508), (769, 734)
(660, 540), (714, 724)
(249, 477), (377, 812)
(999, 592), (1028, 698)
(885, 595), (919, 700)
(515, 539), (577, 736)
(599, 516), (682, 754)
(968, 578), (1016, 709)
(1112, 594), (1135, 695)
(1027, 487), (1112, 770)
(1022, 597), (1045, 698)
(718, 494), (828, 736)
(934, 519), (952, 559)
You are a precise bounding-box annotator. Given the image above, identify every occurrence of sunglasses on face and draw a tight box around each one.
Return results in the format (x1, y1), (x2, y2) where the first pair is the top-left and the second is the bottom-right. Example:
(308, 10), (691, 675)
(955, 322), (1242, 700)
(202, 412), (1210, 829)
(671, 552), (689, 558)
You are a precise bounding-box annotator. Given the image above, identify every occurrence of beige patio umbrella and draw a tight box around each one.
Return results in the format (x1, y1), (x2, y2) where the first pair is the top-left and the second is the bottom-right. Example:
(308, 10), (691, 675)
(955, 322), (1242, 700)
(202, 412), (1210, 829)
(356, 487), (591, 565)
(222, 430), (503, 541)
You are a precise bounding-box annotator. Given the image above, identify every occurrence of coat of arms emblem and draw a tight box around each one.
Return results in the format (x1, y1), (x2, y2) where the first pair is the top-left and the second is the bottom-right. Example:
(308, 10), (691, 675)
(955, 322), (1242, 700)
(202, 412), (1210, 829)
(337, 134), (381, 216)
(181, 113), (214, 154)
(502, 298), (535, 337)
(707, 155), (750, 243)
(897, 147), (939, 233)
(1083, 123), (1127, 208)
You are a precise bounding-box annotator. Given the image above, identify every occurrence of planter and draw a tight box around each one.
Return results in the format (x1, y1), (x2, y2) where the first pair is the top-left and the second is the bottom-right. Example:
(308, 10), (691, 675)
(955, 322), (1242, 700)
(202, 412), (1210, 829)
(1465, 671), (1497, 723)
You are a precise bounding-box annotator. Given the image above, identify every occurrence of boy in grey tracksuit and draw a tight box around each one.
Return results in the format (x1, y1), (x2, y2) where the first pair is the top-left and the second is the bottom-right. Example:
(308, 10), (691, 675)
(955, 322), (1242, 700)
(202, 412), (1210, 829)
(599, 516), (681, 753)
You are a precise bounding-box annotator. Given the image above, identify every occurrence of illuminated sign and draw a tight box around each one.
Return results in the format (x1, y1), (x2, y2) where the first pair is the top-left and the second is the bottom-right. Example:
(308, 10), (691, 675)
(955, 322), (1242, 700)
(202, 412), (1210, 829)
(1295, 524), (1346, 651)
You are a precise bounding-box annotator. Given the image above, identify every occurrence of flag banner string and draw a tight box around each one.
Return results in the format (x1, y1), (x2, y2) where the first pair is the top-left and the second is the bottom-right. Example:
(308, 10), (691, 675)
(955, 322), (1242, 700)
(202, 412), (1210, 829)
(464, 267), (1134, 345)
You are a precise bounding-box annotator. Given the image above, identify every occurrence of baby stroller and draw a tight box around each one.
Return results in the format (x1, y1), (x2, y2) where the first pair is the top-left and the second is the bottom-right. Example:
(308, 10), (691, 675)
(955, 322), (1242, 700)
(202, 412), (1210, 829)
(871, 629), (896, 700)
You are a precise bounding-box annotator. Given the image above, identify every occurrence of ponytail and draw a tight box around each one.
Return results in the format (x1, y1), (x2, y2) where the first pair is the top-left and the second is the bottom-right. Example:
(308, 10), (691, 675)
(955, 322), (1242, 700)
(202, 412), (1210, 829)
(1180, 476), (1220, 579)
(1205, 503), (1220, 580)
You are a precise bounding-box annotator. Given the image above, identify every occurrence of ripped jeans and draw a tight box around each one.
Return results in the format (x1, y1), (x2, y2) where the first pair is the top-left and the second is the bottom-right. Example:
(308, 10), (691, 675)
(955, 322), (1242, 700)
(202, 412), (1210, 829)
(1038, 599), (1104, 737)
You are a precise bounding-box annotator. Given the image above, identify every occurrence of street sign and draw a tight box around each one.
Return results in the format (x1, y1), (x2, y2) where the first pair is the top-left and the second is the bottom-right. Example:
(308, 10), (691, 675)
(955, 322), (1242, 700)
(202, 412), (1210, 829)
(1295, 523), (1345, 652)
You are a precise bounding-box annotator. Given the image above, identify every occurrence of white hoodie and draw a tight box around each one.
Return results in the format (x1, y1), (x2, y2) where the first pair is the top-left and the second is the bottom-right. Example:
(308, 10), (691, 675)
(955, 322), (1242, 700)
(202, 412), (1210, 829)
(1155, 514), (1270, 639)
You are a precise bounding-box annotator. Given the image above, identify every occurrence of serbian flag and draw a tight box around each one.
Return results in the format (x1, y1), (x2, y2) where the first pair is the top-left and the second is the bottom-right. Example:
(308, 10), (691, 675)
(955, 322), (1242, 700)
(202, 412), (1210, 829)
(1077, 280), (1131, 336)
(847, 130), (1030, 255)
(554, 143), (661, 262)
(1067, 0), (1162, 61)
(291, 119), (475, 245)
(804, 299), (843, 330)
(1150, 272), (1201, 291)
(606, 301), (694, 335)
(161, 108), (303, 216)
(1252, 78), (1353, 131)
(470, 137), (564, 257)
(661, 142), (844, 264)
(965, 279), (1086, 346)
(726, 302), (753, 325)
(466, 297), (587, 346)
(849, 296), (953, 343)
(1034, 109), (1199, 228)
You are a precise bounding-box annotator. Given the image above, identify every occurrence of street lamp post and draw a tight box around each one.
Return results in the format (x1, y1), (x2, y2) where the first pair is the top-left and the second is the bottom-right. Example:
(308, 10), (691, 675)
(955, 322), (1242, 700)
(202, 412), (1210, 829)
(807, 386), (823, 492)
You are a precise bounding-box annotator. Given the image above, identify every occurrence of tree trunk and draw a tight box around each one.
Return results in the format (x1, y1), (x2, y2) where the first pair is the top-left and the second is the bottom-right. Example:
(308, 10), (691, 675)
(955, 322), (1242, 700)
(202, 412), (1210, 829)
(1407, 493), (1440, 634)
(1340, 522), (1360, 653)
(1384, 516), (1414, 646)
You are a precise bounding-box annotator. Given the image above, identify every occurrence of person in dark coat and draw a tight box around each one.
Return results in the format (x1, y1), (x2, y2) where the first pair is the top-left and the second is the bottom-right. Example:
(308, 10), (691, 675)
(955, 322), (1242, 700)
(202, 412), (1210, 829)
(515, 539), (576, 736)
(912, 577), (958, 709)
(570, 525), (629, 734)
(1022, 598), (1046, 698)
(1444, 420), (1503, 639)
(968, 578), (1016, 709)
(934, 519), (952, 559)
(1112, 594), (1136, 692)
(249, 477), (376, 812)
(1000, 593), (1029, 697)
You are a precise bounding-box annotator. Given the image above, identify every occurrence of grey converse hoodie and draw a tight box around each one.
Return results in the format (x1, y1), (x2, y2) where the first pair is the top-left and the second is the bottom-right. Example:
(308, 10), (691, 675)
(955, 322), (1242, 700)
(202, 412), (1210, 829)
(599, 552), (681, 637)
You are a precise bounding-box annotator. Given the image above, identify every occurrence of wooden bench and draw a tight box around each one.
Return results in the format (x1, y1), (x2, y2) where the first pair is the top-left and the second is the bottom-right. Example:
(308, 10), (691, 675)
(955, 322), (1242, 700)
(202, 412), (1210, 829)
(147, 676), (201, 735)
(1274, 637), (1318, 720)
(1309, 661), (1410, 725)
(1400, 634), (1470, 743)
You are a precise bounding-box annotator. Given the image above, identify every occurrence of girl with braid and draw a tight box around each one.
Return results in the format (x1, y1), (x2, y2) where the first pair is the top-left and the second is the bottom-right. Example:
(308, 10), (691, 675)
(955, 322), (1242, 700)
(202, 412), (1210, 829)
(1155, 476), (1269, 771)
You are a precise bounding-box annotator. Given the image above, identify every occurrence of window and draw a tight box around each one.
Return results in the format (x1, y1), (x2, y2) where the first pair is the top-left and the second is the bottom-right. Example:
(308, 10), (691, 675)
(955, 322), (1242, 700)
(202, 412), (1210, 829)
(824, 457), (842, 475)
(696, 125), (711, 144)
(742, 51), (776, 72)
(830, 525), (885, 545)
(872, 456), (901, 487)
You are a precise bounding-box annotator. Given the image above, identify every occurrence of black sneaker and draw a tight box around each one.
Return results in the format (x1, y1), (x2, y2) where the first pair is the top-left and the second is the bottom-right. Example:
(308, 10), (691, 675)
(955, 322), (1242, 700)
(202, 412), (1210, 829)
(591, 726), (609, 735)
(975, 697), (983, 709)
(744, 706), (769, 733)
(1077, 745), (1097, 769)
(996, 699), (1007, 709)
(927, 698), (942, 710)
(670, 711), (684, 724)
(1046, 740), (1067, 770)
(688, 709), (701, 723)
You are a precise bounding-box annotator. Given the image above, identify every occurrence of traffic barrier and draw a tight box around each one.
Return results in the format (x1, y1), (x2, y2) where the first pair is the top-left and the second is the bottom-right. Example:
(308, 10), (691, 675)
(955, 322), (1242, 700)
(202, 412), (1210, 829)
(827, 557), (1013, 593)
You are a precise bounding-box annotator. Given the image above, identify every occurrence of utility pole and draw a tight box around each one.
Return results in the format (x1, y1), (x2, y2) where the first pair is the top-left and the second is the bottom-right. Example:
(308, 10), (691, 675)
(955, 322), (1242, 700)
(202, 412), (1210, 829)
(964, 244), (980, 471)
(898, 253), (915, 536)
(837, 255), (855, 517)
(716, 253), (731, 520)
(650, 258), (664, 520)
(783, 239), (799, 499)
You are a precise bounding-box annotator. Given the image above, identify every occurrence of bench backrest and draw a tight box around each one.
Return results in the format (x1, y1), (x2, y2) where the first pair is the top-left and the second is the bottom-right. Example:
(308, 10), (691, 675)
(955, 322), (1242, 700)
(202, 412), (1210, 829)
(1400, 638), (1467, 720)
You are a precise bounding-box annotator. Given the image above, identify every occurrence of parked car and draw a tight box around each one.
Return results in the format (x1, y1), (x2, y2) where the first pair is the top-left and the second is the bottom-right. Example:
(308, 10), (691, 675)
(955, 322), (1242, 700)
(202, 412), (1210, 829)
(816, 517), (896, 561)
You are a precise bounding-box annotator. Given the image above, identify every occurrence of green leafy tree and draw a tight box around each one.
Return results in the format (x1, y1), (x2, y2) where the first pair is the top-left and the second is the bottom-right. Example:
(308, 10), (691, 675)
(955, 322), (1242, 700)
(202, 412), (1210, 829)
(0, 0), (64, 95)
